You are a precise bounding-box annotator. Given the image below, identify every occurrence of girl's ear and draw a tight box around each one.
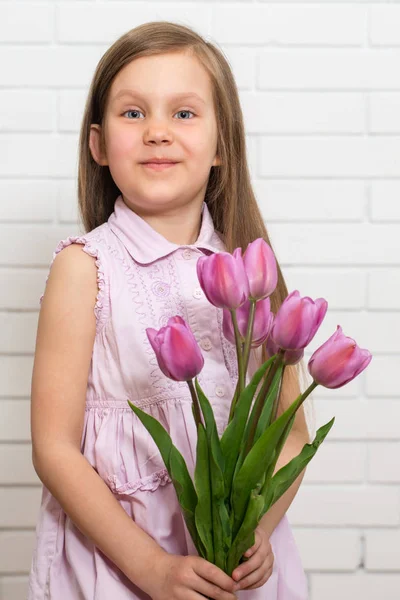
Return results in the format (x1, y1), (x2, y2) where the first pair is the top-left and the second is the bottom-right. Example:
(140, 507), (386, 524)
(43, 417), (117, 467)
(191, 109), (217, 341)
(89, 124), (108, 166)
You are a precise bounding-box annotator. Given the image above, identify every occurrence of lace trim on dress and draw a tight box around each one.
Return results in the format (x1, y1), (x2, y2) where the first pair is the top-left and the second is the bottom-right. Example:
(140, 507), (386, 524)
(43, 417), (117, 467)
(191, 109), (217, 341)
(107, 468), (172, 495)
(39, 234), (109, 336)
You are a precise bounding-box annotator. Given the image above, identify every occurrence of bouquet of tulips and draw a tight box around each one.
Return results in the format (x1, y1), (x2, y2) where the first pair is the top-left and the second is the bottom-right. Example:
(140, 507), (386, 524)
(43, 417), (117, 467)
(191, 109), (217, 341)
(128, 238), (372, 579)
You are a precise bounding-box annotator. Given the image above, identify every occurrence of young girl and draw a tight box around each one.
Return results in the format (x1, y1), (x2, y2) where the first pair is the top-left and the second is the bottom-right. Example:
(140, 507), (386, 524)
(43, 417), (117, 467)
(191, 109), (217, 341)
(28, 21), (315, 600)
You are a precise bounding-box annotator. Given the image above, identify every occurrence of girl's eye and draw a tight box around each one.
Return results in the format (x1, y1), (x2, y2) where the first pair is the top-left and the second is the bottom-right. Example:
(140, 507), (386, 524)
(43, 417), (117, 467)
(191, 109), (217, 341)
(122, 109), (195, 120)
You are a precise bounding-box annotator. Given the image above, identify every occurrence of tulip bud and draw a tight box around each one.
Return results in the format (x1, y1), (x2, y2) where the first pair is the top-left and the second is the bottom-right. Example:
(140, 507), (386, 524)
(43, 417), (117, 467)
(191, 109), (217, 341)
(270, 290), (328, 350)
(196, 247), (250, 310)
(146, 316), (204, 382)
(308, 325), (372, 388)
(242, 238), (278, 301)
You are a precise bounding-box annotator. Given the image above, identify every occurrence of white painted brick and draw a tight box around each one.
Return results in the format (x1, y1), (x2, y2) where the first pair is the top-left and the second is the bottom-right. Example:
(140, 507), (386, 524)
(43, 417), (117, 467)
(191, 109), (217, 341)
(282, 268), (367, 310)
(56, 2), (211, 43)
(315, 399), (400, 440)
(288, 485), (400, 526)
(0, 269), (47, 310)
(365, 529), (400, 571)
(367, 442), (400, 483)
(0, 576), (29, 600)
(342, 311), (400, 354)
(0, 180), (57, 222)
(0, 223), (80, 267)
(56, 179), (80, 222)
(366, 356), (400, 398)
(268, 223), (400, 265)
(241, 92), (365, 134)
(227, 48), (257, 90)
(370, 93), (400, 134)
(0, 313), (39, 353)
(370, 181), (400, 221)
(365, 400), (400, 440)
(368, 269), (400, 309)
(58, 89), (87, 132)
(370, 5), (400, 47)
(0, 91), (55, 132)
(293, 528), (361, 571)
(0, 3), (53, 43)
(257, 0), (393, 2)
(259, 49), (400, 90)
(313, 400), (366, 440)
(0, 444), (39, 485)
(303, 442), (366, 483)
(305, 310), (390, 359)
(0, 487), (42, 527)
(0, 531), (36, 573)
(256, 181), (366, 221)
(0, 46), (107, 87)
(311, 572), (400, 600)
(259, 136), (400, 178)
(0, 134), (79, 177)
(0, 400), (31, 441)
(213, 4), (366, 46)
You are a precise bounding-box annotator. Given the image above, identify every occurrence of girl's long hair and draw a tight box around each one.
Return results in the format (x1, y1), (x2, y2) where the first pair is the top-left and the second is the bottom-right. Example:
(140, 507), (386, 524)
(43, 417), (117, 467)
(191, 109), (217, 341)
(77, 21), (316, 441)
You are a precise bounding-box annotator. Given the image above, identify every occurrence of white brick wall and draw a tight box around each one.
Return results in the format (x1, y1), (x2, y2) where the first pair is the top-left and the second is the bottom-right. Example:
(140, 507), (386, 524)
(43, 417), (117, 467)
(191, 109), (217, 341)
(0, 2), (398, 599)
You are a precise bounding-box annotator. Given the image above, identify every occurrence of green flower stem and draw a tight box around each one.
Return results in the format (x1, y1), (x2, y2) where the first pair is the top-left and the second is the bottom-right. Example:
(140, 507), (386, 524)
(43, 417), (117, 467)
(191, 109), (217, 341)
(260, 379), (319, 498)
(242, 298), (257, 382)
(187, 379), (203, 428)
(271, 364), (287, 424)
(228, 298), (258, 423)
(242, 348), (285, 461)
(228, 385), (239, 424)
(228, 309), (245, 422)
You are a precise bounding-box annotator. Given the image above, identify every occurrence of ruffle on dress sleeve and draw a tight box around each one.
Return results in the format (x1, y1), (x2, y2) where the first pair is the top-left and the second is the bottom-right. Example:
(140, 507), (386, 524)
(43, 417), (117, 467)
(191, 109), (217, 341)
(39, 235), (109, 336)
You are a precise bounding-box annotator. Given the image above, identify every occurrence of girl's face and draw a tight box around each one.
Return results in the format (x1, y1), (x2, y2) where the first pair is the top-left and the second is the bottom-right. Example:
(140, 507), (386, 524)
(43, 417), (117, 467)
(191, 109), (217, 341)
(89, 51), (221, 213)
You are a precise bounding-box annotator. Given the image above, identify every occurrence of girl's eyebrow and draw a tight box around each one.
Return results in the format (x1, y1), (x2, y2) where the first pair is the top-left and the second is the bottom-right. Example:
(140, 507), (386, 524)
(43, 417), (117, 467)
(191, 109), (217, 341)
(112, 89), (206, 105)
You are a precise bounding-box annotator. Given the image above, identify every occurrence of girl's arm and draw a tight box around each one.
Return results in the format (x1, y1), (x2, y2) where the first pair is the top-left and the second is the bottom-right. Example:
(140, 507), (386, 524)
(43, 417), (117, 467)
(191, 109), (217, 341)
(31, 244), (167, 591)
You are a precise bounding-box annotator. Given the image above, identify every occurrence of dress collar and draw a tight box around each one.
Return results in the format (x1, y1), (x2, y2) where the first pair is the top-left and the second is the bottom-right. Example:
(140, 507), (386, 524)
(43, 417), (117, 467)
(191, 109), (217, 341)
(108, 194), (225, 265)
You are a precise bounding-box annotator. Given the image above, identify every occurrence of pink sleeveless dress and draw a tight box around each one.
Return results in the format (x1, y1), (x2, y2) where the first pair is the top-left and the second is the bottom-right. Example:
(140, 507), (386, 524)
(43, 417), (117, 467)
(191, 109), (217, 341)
(28, 195), (308, 599)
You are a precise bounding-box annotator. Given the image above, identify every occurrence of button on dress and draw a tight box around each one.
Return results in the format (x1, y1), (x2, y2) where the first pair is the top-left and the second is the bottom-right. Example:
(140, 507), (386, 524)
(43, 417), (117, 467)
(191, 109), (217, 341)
(28, 195), (308, 599)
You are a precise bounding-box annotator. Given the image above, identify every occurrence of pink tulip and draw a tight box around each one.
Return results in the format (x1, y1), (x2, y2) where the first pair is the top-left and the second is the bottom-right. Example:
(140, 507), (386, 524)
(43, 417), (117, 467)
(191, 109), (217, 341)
(222, 296), (274, 348)
(270, 290), (328, 350)
(146, 316), (204, 382)
(308, 325), (372, 389)
(196, 248), (250, 310)
(242, 238), (278, 300)
(265, 332), (305, 366)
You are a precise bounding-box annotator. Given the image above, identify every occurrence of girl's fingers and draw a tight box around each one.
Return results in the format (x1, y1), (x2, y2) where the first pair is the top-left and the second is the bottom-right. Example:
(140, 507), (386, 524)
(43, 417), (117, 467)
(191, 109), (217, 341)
(192, 571), (238, 600)
(244, 565), (274, 591)
(233, 552), (264, 583)
(235, 564), (270, 591)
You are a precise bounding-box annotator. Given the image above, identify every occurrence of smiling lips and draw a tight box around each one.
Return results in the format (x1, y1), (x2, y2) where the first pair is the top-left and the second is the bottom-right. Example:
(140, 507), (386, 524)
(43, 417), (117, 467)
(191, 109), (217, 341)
(142, 162), (178, 171)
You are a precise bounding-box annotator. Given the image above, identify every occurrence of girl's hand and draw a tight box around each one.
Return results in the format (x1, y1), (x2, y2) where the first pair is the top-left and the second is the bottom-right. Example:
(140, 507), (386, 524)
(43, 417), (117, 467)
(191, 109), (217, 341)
(231, 525), (274, 591)
(146, 552), (239, 600)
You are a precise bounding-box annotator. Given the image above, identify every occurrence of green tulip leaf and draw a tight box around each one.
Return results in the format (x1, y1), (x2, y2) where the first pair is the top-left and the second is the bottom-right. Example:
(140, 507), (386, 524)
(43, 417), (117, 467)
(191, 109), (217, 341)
(220, 357), (274, 496)
(195, 379), (231, 570)
(127, 400), (200, 550)
(262, 417), (335, 515)
(226, 486), (264, 577)
(233, 363), (283, 485)
(194, 421), (214, 563)
(230, 390), (304, 539)
(252, 364), (284, 444)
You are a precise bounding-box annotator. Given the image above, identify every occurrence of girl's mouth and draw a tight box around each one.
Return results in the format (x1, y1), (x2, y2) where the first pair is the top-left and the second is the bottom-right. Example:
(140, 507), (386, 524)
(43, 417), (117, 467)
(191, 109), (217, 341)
(142, 162), (178, 171)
